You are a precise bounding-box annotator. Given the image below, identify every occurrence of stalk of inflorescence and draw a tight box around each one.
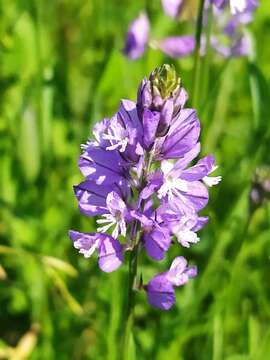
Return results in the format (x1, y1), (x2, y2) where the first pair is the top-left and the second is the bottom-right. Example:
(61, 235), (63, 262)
(192, 0), (205, 108)
(122, 243), (139, 359)
(122, 151), (154, 359)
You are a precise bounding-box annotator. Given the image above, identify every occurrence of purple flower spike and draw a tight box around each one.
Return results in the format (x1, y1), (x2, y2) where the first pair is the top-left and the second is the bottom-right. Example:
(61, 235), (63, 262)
(69, 64), (220, 309)
(123, 13), (150, 60)
(161, 0), (184, 18)
(158, 36), (195, 58)
(69, 230), (123, 272)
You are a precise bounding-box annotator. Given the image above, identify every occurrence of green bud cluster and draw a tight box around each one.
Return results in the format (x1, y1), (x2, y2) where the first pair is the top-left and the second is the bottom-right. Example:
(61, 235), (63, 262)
(150, 64), (181, 100)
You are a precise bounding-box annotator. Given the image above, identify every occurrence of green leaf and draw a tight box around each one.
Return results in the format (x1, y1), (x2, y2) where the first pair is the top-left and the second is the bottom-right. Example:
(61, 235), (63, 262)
(18, 109), (40, 182)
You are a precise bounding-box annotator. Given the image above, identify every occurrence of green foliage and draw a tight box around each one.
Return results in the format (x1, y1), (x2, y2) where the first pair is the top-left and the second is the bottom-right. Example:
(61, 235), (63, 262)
(0, 0), (270, 359)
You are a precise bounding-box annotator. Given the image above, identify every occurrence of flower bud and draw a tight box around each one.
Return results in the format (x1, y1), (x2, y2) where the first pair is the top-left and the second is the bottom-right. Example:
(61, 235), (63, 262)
(150, 64), (181, 106)
(137, 64), (187, 137)
(138, 64), (182, 110)
(137, 78), (152, 110)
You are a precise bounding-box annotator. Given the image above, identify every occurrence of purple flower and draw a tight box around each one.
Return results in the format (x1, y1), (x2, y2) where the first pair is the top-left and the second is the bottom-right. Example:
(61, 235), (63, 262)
(141, 109), (161, 149)
(145, 256), (197, 310)
(74, 177), (129, 217)
(90, 100), (143, 163)
(144, 224), (171, 260)
(155, 108), (201, 159)
(141, 144), (221, 215)
(131, 211), (171, 260)
(78, 144), (128, 186)
(157, 151), (221, 214)
(69, 230), (123, 272)
(161, 0), (184, 18)
(145, 274), (175, 310)
(97, 191), (130, 238)
(167, 256), (197, 286)
(175, 216), (208, 247)
(158, 36), (195, 58)
(123, 13), (150, 60)
(159, 208), (208, 247)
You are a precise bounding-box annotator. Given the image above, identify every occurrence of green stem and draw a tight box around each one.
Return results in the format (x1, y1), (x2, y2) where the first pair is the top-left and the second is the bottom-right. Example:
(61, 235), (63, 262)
(192, 0), (205, 108)
(122, 243), (139, 360)
(201, 3), (213, 106)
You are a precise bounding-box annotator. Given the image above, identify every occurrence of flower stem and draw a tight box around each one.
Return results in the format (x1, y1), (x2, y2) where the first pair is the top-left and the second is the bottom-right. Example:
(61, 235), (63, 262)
(201, 3), (213, 107)
(192, 0), (205, 108)
(122, 243), (139, 360)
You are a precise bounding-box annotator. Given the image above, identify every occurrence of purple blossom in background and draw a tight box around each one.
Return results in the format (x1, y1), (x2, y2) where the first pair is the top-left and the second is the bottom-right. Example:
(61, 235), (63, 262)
(211, 0), (258, 15)
(161, 0), (184, 18)
(158, 36), (195, 58)
(208, 0), (258, 57)
(123, 13), (150, 60)
(123, 0), (258, 61)
(69, 64), (221, 310)
(211, 34), (251, 57)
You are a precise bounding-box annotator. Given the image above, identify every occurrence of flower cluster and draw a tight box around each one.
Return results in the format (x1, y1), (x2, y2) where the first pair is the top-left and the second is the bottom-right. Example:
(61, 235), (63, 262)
(123, 0), (258, 60)
(69, 65), (221, 310)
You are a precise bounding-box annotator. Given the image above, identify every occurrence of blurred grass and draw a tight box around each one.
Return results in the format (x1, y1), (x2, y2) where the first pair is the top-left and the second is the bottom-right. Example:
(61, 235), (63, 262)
(0, 0), (270, 359)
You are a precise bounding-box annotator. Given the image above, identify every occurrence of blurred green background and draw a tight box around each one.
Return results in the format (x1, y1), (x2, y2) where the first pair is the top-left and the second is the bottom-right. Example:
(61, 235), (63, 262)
(0, 0), (270, 359)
